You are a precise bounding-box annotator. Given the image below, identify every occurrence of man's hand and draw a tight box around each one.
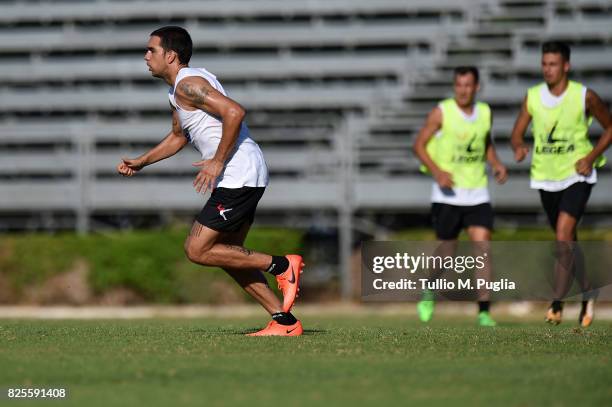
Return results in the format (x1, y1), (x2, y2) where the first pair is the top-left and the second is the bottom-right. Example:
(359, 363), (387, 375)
(513, 145), (529, 162)
(117, 157), (145, 177)
(492, 162), (508, 184)
(193, 158), (224, 193)
(433, 169), (454, 189)
(575, 156), (594, 176)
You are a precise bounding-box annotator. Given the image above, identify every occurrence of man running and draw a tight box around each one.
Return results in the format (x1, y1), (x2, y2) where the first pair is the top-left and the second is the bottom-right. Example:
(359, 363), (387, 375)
(510, 41), (611, 327)
(117, 26), (304, 336)
(413, 66), (507, 326)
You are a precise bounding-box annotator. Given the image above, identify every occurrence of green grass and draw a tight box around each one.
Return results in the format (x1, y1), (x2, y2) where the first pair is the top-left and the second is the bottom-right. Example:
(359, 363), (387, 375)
(1, 316), (610, 406)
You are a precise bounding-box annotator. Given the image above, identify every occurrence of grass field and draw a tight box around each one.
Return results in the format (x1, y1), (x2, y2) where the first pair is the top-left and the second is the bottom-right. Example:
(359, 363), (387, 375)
(1, 315), (610, 406)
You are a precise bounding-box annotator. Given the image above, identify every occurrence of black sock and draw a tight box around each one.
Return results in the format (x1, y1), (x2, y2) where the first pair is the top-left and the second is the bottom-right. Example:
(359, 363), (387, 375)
(265, 256), (289, 275)
(551, 300), (564, 312)
(478, 301), (490, 313)
(272, 312), (298, 326)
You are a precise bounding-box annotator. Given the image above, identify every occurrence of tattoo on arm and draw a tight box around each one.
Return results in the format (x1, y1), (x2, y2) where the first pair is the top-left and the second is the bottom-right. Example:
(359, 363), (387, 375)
(180, 82), (210, 106)
(223, 244), (252, 256)
(172, 115), (181, 135)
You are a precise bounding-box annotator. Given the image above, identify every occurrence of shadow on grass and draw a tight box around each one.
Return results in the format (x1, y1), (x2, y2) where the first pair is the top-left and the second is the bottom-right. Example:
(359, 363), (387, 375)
(185, 326), (329, 336)
(227, 328), (330, 336)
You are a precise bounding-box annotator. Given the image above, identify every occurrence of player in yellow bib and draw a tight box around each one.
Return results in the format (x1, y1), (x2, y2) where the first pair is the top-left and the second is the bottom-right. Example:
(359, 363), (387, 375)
(413, 66), (507, 326)
(510, 41), (612, 327)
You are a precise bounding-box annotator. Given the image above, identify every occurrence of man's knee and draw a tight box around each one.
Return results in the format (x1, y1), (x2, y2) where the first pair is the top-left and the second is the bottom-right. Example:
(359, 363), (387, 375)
(184, 238), (213, 265)
(468, 226), (491, 242)
(556, 212), (578, 241)
(555, 229), (576, 242)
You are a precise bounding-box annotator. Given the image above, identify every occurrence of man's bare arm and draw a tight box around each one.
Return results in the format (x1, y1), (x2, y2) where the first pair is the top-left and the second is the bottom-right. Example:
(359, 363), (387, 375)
(412, 106), (453, 188)
(174, 76), (246, 192)
(576, 89), (612, 175)
(117, 109), (188, 176)
(485, 124), (507, 184)
(138, 109), (188, 166)
(510, 96), (532, 162)
(175, 77), (245, 164)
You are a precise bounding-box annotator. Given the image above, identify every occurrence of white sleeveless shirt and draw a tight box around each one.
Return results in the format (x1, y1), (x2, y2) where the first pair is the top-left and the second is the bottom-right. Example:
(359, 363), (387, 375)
(168, 67), (269, 189)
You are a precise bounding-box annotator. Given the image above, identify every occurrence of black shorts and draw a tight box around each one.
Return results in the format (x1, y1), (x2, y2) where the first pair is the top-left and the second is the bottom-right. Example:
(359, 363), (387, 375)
(196, 186), (265, 233)
(539, 182), (593, 230)
(431, 202), (494, 240)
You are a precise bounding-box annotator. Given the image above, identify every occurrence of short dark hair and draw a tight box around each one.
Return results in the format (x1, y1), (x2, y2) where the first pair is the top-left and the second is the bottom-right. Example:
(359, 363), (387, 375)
(150, 26), (192, 65)
(542, 41), (570, 61)
(453, 66), (479, 84)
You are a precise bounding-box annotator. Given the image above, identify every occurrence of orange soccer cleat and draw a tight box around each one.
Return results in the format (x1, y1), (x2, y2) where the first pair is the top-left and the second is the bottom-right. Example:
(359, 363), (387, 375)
(246, 320), (303, 337)
(579, 299), (594, 328)
(276, 255), (304, 312)
(545, 307), (562, 325)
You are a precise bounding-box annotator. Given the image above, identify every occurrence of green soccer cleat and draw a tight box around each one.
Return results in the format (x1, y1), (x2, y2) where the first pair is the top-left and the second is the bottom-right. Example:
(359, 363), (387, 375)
(417, 290), (435, 322)
(478, 311), (497, 327)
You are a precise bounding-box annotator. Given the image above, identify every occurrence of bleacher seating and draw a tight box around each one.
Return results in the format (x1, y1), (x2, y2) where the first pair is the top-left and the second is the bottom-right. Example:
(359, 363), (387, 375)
(0, 0), (611, 231)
